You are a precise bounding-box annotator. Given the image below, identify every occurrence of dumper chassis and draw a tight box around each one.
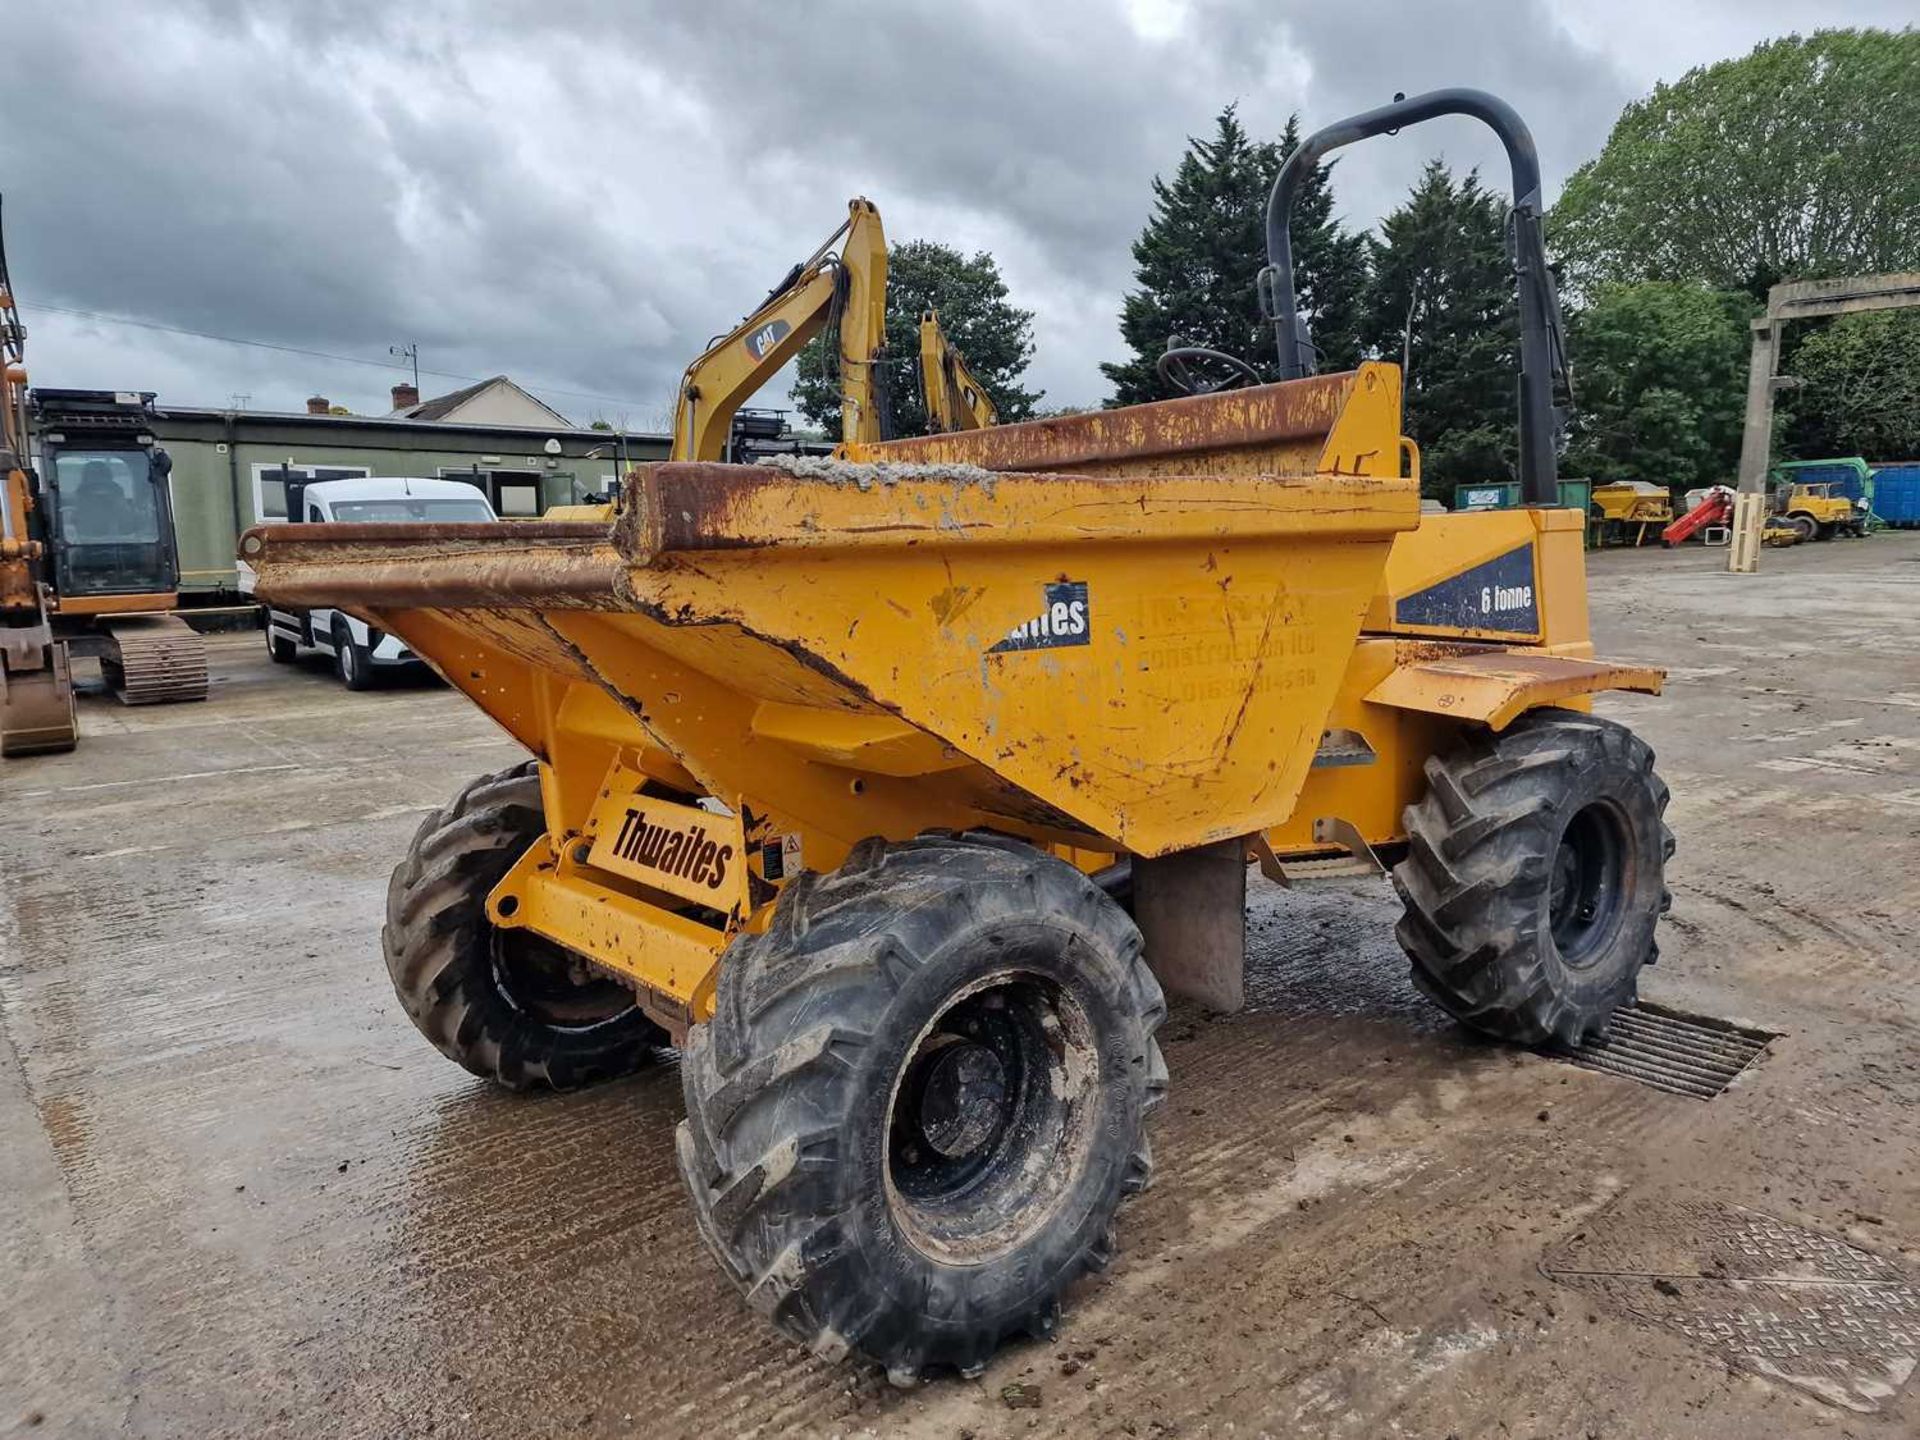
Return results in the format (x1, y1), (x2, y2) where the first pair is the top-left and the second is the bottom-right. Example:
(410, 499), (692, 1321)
(244, 90), (1673, 1382)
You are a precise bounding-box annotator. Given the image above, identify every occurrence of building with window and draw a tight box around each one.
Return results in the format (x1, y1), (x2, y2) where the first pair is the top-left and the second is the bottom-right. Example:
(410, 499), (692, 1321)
(145, 381), (667, 600)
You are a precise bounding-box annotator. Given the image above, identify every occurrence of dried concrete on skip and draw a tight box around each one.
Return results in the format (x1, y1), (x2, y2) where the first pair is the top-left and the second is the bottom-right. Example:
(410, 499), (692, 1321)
(3, 536), (1919, 1437)
(766, 451), (1003, 490)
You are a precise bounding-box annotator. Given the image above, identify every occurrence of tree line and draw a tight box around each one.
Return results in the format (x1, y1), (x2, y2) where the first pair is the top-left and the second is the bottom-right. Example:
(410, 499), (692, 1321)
(796, 27), (1918, 489)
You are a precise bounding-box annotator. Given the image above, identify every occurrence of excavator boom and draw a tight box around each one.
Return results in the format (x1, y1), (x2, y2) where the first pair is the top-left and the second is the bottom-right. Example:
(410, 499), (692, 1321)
(670, 199), (889, 460)
(918, 309), (998, 432)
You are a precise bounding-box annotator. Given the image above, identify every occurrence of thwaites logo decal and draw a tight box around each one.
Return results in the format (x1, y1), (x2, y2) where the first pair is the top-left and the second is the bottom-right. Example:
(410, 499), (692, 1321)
(607, 807), (734, 890)
(989, 581), (1091, 654)
(583, 785), (747, 910)
(743, 317), (792, 361)
(1394, 544), (1539, 634)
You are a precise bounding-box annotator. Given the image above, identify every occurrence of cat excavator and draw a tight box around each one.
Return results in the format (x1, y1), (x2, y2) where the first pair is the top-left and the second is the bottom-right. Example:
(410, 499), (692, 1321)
(0, 201), (207, 757)
(669, 199), (995, 458)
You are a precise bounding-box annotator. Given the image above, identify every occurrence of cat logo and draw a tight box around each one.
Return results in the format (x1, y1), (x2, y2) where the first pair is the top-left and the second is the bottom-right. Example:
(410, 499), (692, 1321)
(744, 318), (792, 362)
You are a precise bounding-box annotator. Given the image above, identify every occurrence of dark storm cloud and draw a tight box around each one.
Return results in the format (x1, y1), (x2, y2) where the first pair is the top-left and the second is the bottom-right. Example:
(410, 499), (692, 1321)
(6, 0), (1908, 419)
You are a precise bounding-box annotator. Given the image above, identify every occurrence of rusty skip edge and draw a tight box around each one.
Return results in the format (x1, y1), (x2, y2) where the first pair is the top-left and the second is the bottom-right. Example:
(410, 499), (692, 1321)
(240, 520), (620, 609)
(614, 462), (1410, 564)
(863, 370), (1359, 471)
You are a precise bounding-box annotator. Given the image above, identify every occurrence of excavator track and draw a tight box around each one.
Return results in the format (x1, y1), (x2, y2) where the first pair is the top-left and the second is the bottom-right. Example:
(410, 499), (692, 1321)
(100, 614), (208, 706)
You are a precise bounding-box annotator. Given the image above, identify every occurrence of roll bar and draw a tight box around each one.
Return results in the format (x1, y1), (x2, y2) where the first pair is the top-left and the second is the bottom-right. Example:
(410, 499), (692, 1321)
(1259, 88), (1570, 506)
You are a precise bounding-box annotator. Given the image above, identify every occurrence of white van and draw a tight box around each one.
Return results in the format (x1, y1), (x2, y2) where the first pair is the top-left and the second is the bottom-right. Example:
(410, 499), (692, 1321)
(261, 476), (497, 688)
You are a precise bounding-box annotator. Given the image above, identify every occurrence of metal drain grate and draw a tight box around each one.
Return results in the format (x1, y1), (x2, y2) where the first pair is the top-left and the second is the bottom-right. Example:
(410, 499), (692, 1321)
(1558, 1001), (1772, 1098)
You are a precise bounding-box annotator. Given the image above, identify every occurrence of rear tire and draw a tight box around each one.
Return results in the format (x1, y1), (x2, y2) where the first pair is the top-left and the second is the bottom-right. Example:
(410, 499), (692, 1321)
(382, 761), (666, 1090)
(1788, 513), (1819, 543)
(677, 831), (1166, 1384)
(1392, 709), (1673, 1047)
(266, 624), (297, 664)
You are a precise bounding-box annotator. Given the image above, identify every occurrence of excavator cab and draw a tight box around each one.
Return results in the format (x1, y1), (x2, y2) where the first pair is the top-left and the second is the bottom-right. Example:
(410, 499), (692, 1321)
(32, 390), (181, 603)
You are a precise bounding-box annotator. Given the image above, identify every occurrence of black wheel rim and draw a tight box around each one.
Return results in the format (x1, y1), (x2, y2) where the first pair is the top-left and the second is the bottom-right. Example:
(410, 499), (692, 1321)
(489, 929), (636, 1031)
(885, 971), (1098, 1263)
(1549, 800), (1632, 967)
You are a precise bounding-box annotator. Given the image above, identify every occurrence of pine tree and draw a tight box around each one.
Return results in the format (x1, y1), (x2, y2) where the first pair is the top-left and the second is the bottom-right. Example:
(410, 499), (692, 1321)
(1360, 161), (1518, 497)
(1101, 109), (1367, 405)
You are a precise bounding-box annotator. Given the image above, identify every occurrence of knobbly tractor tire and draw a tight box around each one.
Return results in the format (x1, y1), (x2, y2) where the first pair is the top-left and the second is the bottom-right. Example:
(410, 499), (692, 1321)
(1392, 708), (1673, 1048)
(382, 761), (666, 1090)
(677, 831), (1167, 1385)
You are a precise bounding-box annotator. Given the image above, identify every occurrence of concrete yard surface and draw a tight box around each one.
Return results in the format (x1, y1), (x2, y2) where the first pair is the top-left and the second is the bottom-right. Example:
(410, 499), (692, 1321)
(3, 535), (1917, 1438)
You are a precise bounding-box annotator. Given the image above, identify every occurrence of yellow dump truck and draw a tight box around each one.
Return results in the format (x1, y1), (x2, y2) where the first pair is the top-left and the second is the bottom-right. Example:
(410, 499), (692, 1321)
(242, 90), (1672, 1384)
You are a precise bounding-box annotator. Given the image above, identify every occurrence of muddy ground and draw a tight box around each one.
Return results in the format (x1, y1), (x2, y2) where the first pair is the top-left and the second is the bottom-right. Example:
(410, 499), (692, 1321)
(3, 535), (1916, 1439)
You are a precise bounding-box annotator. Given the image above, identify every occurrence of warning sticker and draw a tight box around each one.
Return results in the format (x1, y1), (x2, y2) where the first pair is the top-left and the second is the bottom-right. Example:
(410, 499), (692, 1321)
(761, 832), (804, 881)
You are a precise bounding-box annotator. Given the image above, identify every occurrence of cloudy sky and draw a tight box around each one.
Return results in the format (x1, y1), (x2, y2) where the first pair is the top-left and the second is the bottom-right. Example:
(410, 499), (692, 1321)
(8, 0), (1910, 430)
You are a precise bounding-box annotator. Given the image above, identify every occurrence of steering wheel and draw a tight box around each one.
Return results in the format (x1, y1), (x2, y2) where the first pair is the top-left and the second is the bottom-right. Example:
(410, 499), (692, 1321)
(1156, 346), (1266, 396)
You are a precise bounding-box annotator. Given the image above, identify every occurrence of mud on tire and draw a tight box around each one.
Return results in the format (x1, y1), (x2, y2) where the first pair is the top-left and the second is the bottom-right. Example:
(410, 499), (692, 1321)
(676, 831), (1167, 1384)
(1392, 708), (1674, 1047)
(382, 760), (666, 1090)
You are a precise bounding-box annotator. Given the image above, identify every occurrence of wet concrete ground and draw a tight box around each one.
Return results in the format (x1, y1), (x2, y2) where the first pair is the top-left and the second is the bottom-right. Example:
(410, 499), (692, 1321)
(3, 535), (1917, 1439)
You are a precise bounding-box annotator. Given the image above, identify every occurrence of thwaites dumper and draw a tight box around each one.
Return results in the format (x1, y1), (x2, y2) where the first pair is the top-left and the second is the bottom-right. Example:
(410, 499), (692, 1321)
(241, 92), (1672, 1383)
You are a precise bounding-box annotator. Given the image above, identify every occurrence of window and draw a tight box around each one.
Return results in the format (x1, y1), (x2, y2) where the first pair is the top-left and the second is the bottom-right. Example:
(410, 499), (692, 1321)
(329, 497), (497, 524)
(439, 466), (541, 516)
(497, 481), (539, 517)
(53, 451), (161, 543)
(253, 463), (371, 521)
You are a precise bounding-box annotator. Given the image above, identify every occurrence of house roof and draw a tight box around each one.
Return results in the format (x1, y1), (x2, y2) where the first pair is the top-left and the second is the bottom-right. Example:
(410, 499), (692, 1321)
(391, 375), (574, 426)
(153, 404), (668, 449)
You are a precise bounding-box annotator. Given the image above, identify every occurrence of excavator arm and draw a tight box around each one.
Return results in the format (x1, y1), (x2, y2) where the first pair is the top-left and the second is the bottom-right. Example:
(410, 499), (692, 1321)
(0, 196), (78, 755)
(918, 309), (999, 433)
(1, 197), (40, 614)
(670, 198), (889, 461)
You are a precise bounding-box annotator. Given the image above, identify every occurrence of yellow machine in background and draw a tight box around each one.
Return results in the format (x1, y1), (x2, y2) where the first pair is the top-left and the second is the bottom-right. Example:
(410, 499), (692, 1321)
(1780, 482), (1863, 541)
(243, 90), (1673, 1386)
(918, 308), (998, 432)
(669, 199), (890, 462)
(0, 201), (206, 757)
(668, 201), (1002, 460)
(1589, 480), (1673, 546)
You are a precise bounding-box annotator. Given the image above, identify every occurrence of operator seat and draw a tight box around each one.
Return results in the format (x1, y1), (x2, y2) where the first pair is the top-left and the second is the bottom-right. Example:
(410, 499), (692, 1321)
(69, 462), (136, 540)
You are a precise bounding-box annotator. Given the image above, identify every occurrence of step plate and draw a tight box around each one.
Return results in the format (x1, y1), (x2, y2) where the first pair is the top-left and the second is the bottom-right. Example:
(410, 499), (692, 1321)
(1557, 1001), (1772, 1099)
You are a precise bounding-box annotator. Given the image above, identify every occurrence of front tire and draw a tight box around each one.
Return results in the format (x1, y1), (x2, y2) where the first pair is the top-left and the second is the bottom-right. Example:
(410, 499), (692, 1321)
(677, 831), (1166, 1384)
(382, 761), (666, 1089)
(1392, 709), (1673, 1047)
(335, 623), (374, 690)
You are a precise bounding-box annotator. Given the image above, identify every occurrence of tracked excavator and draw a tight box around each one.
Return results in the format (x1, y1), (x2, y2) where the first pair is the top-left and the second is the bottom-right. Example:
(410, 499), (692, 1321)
(0, 204), (207, 757)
